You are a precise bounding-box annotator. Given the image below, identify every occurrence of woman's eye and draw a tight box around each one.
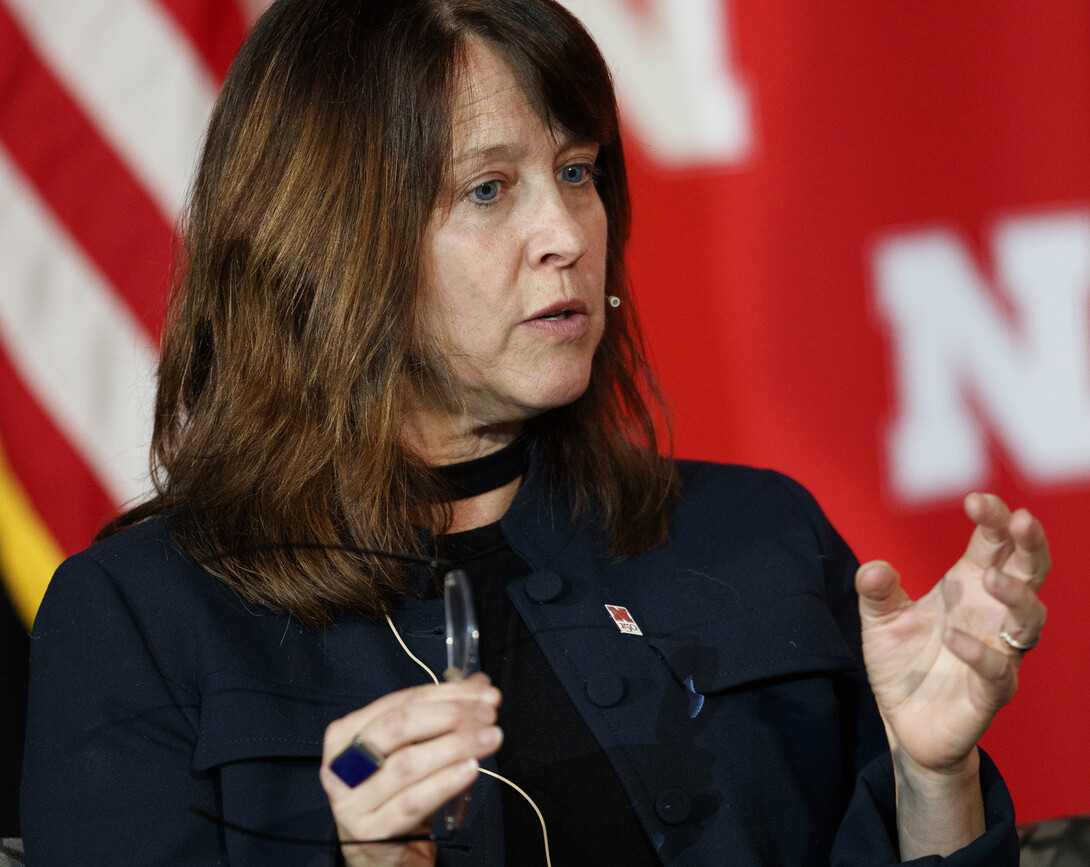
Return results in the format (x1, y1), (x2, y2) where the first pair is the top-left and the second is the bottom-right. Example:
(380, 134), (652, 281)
(560, 164), (592, 185)
(469, 180), (501, 203)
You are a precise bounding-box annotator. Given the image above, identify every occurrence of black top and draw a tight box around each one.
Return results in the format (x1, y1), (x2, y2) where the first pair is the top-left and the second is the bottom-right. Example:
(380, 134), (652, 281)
(433, 521), (660, 865)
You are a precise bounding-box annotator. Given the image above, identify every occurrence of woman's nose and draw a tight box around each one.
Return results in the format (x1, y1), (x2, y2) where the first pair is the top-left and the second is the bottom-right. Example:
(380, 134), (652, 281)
(524, 186), (589, 268)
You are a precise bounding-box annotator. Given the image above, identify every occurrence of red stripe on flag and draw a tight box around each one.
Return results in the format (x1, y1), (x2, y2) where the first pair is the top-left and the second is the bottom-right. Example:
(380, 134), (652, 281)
(156, 0), (249, 84)
(0, 347), (119, 557)
(0, 4), (175, 342)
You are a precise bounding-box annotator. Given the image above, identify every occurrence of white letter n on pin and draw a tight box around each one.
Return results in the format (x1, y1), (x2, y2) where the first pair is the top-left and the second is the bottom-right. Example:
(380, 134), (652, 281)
(605, 604), (642, 635)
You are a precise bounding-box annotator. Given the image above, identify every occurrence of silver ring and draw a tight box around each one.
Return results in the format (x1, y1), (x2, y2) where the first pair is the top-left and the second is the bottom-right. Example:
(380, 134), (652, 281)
(999, 630), (1038, 652)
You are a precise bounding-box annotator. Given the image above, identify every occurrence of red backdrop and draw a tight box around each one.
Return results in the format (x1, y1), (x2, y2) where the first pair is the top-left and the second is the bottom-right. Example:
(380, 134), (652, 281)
(619, 0), (1089, 823)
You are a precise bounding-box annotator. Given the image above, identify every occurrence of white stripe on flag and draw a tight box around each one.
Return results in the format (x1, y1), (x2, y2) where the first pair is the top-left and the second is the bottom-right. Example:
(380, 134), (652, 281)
(0, 147), (157, 507)
(5, 0), (219, 221)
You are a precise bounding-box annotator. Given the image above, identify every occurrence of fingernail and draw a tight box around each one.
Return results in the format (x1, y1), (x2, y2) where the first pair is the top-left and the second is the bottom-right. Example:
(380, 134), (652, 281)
(480, 726), (503, 747)
(481, 687), (501, 706)
(460, 758), (479, 777)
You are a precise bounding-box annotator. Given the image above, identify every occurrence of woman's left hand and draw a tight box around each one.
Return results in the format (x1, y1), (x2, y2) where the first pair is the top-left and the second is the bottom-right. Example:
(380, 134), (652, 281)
(855, 492), (1049, 776)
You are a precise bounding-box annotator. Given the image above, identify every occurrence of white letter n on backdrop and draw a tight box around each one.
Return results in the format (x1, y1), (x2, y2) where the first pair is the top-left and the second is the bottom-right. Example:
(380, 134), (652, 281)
(874, 213), (1090, 502)
(561, 0), (753, 166)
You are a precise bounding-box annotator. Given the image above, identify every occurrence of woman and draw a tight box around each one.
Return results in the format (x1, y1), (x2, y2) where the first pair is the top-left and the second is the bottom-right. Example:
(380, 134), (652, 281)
(21, 0), (1048, 864)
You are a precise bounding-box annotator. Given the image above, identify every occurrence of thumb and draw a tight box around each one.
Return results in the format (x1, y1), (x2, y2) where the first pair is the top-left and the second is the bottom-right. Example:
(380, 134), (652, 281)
(855, 560), (910, 622)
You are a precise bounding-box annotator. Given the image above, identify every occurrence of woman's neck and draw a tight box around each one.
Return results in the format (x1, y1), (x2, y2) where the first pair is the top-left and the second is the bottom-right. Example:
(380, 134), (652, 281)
(403, 411), (522, 463)
(402, 414), (525, 533)
(445, 476), (522, 533)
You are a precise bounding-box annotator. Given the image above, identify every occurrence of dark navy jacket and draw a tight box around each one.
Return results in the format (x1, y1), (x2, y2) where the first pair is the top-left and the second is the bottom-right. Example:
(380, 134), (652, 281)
(21, 461), (1018, 865)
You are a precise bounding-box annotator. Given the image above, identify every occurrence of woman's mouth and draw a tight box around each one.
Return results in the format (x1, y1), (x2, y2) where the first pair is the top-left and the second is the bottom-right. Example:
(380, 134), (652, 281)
(527, 299), (589, 321)
(523, 299), (591, 337)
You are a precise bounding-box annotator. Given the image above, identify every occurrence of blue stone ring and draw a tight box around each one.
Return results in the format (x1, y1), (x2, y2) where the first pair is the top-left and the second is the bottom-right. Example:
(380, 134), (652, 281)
(330, 736), (384, 787)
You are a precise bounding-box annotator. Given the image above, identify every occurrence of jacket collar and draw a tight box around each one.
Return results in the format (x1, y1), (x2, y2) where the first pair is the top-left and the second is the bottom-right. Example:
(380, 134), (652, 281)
(497, 439), (583, 570)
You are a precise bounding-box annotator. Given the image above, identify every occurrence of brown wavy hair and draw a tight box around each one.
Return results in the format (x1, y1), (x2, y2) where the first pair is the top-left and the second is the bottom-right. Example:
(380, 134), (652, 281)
(104, 0), (680, 627)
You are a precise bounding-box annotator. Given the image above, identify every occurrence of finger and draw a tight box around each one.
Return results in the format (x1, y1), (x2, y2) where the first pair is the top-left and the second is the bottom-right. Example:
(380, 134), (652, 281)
(370, 724), (502, 801)
(961, 492), (1015, 570)
(1005, 508), (1051, 590)
(856, 560), (912, 622)
(325, 723), (502, 820)
(355, 673), (498, 726)
(362, 690), (499, 758)
(324, 678), (501, 761)
(942, 626), (1018, 707)
(323, 702), (498, 797)
(338, 755), (482, 846)
(984, 568), (1047, 651)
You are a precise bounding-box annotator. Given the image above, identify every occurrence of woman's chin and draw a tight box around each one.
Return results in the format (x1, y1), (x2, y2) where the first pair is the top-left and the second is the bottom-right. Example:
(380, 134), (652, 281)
(471, 379), (592, 427)
(522, 372), (593, 416)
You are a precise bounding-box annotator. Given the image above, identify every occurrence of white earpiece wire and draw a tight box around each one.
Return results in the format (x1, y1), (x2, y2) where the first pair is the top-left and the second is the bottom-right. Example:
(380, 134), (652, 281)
(384, 615), (553, 866)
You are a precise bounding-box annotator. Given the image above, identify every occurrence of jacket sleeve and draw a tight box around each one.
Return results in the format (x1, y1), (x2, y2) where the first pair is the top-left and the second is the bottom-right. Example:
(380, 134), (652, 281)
(774, 473), (1020, 866)
(20, 553), (223, 865)
(831, 748), (1019, 866)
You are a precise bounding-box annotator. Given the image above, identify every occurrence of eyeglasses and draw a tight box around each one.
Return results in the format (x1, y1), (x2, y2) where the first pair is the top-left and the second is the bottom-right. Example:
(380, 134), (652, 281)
(440, 568), (479, 830)
(443, 568), (479, 682)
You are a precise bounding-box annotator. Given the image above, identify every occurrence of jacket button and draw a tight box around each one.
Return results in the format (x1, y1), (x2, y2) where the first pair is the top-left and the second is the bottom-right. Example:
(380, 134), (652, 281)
(584, 672), (627, 707)
(525, 571), (565, 603)
(654, 788), (691, 825)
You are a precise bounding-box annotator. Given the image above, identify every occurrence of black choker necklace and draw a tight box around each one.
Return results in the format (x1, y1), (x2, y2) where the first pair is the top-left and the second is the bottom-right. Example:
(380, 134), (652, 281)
(434, 436), (530, 501)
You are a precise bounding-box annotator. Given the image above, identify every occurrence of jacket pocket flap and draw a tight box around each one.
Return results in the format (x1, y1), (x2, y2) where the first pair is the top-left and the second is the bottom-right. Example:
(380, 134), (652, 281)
(194, 671), (349, 772)
(645, 591), (861, 694)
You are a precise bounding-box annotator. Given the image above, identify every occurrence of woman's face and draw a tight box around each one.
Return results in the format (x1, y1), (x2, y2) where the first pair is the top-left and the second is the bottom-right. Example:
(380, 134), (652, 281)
(420, 40), (608, 434)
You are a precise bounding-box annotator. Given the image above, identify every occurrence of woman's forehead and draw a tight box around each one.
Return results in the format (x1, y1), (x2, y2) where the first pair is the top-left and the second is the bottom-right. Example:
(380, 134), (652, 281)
(448, 40), (586, 164)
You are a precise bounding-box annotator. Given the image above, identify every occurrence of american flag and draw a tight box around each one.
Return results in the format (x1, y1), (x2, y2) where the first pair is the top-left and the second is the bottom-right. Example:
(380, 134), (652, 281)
(0, 2), (263, 830)
(0, 1), (269, 630)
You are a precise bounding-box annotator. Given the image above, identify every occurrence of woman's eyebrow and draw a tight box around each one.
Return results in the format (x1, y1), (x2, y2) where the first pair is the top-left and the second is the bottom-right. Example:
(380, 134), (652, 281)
(453, 142), (523, 166)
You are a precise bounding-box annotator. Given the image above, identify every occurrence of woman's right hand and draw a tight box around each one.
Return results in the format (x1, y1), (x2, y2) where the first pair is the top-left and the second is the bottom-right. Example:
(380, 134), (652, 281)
(319, 672), (503, 867)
